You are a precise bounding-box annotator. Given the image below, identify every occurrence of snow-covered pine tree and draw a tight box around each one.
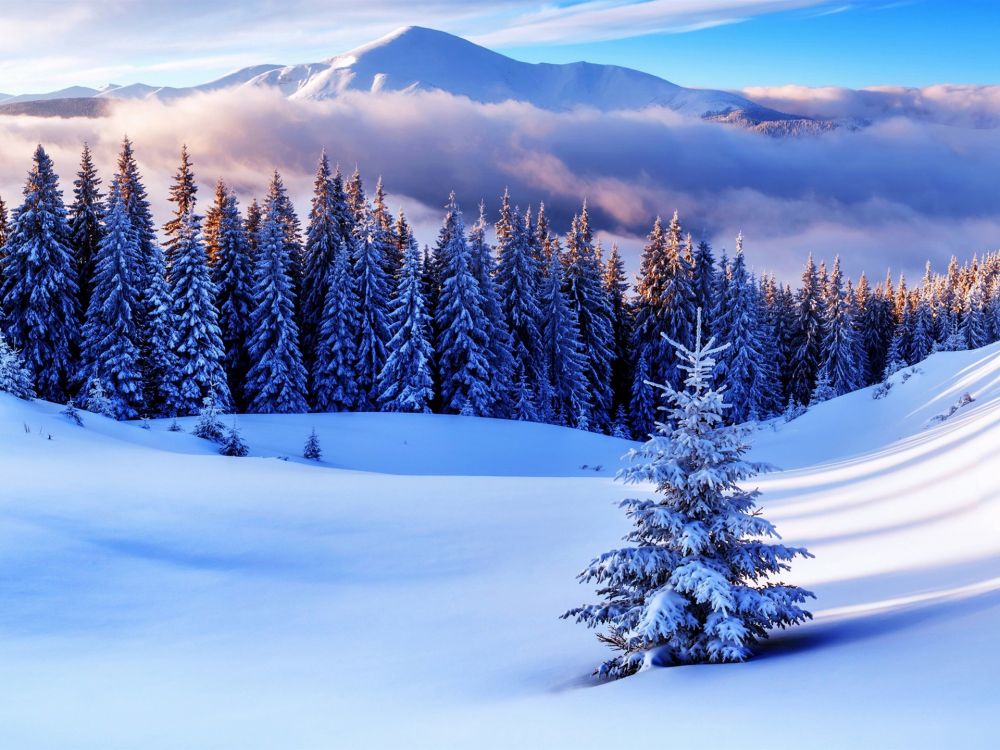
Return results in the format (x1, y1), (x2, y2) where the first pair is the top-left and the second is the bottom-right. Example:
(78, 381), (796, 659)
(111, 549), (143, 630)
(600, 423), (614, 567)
(0, 145), (79, 402)
(962, 276), (989, 350)
(496, 190), (545, 416)
(312, 239), (361, 412)
(163, 145), (199, 276)
(68, 143), (105, 318)
(371, 177), (401, 282)
(810, 368), (836, 403)
(86, 377), (115, 418)
(910, 295), (936, 362)
(563, 205), (616, 430)
(352, 192), (392, 409)
(115, 137), (174, 414)
(211, 188), (254, 407)
(202, 179), (226, 268)
(818, 257), (861, 397)
(604, 243), (633, 424)
(433, 195), (492, 415)
(713, 235), (767, 423)
(563, 313), (813, 678)
(62, 398), (83, 426)
(0, 195), (9, 249)
(469, 201), (515, 416)
(632, 212), (698, 394)
(80, 184), (145, 420)
(539, 242), (589, 425)
(244, 198), (262, 258)
(788, 255), (825, 404)
(219, 422), (249, 457)
(630, 343), (655, 438)
(300, 152), (342, 375)
(264, 170), (304, 302)
(692, 239), (716, 339)
(244, 203), (309, 413)
(378, 212), (434, 413)
(192, 393), (226, 442)
(303, 428), (322, 460)
(168, 208), (231, 415)
(0, 330), (34, 399)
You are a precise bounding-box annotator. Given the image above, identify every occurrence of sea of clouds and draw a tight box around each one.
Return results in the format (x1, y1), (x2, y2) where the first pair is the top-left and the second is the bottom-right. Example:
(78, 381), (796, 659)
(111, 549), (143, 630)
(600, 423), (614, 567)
(1, 85), (999, 283)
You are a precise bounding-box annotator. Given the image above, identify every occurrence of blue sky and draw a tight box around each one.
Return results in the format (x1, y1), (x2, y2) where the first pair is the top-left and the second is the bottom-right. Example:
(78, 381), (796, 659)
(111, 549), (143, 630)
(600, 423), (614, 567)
(1, 0), (997, 94)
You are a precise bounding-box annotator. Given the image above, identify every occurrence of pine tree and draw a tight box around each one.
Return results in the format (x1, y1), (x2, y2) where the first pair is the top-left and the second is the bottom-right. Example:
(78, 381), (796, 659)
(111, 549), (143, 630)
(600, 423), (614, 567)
(245, 205), (308, 413)
(378, 213), (434, 413)
(630, 343), (656, 438)
(788, 255), (824, 404)
(303, 428), (322, 460)
(469, 201), (515, 415)
(0, 330), (34, 399)
(115, 137), (173, 413)
(168, 209), (230, 415)
(264, 170), (304, 300)
(604, 243), (633, 421)
(191, 394), (226, 441)
(352, 192), (392, 409)
(962, 277), (989, 350)
(0, 145), (79, 401)
(80, 185), (144, 420)
(564, 317), (813, 678)
(692, 239), (716, 339)
(714, 236), (768, 422)
(539, 243), (588, 425)
(212, 188), (254, 406)
(68, 143), (105, 317)
(219, 423), (249, 456)
(300, 152), (342, 374)
(818, 257), (861, 397)
(496, 190), (545, 413)
(86, 377), (115, 418)
(62, 398), (83, 426)
(312, 239), (361, 412)
(203, 178), (226, 267)
(0, 195), (9, 250)
(633, 212), (697, 393)
(563, 205), (616, 430)
(433, 195), (492, 415)
(163, 145), (199, 275)
(244, 198), (263, 258)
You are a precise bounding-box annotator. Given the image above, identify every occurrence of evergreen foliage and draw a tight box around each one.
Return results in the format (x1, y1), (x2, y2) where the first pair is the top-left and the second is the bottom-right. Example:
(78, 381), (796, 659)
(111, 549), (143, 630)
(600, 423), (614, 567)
(0, 145), (79, 401)
(303, 428), (322, 461)
(564, 316), (813, 678)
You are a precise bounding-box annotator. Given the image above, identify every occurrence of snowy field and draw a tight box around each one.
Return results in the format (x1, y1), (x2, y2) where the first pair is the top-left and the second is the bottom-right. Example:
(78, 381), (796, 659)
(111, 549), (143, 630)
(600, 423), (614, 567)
(2, 344), (999, 749)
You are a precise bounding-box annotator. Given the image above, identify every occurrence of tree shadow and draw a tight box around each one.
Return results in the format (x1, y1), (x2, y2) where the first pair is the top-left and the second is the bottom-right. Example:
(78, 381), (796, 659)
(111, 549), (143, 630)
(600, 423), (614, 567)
(756, 581), (1000, 661)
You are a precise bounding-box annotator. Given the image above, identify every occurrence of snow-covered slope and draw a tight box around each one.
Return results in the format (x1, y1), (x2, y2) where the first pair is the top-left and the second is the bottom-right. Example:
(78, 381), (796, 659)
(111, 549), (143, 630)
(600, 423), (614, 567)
(1, 343), (998, 748)
(0, 27), (818, 128)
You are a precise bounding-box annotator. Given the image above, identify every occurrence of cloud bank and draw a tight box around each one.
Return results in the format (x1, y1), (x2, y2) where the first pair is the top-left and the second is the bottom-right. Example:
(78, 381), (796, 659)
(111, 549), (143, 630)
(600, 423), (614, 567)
(0, 87), (998, 284)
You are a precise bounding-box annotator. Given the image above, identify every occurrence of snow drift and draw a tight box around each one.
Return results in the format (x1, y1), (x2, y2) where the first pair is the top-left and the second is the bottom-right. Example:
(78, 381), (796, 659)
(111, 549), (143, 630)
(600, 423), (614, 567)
(1, 343), (999, 747)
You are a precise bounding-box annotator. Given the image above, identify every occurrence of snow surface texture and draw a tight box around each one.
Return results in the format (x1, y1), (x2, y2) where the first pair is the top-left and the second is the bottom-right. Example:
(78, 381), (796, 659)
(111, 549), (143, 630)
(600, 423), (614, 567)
(0, 27), (809, 126)
(2, 344), (999, 748)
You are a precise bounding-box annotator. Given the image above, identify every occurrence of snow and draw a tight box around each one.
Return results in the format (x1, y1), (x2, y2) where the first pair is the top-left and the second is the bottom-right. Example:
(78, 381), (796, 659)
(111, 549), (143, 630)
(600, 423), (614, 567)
(2, 343), (999, 747)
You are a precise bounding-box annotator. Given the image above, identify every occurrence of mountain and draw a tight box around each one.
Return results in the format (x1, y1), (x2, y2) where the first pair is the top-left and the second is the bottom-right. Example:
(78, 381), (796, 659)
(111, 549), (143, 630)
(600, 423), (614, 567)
(0, 26), (824, 130)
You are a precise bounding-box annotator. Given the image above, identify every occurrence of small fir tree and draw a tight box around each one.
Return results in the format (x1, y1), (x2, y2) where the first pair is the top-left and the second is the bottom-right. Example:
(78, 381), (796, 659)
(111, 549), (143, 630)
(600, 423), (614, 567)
(219, 422), (249, 457)
(303, 428), (322, 461)
(0, 330), (34, 399)
(192, 394), (226, 443)
(564, 313), (813, 678)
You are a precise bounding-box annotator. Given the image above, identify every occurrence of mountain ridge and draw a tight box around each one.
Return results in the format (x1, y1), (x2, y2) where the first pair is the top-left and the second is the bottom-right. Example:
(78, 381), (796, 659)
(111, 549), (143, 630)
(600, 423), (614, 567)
(0, 26), (826, 131)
